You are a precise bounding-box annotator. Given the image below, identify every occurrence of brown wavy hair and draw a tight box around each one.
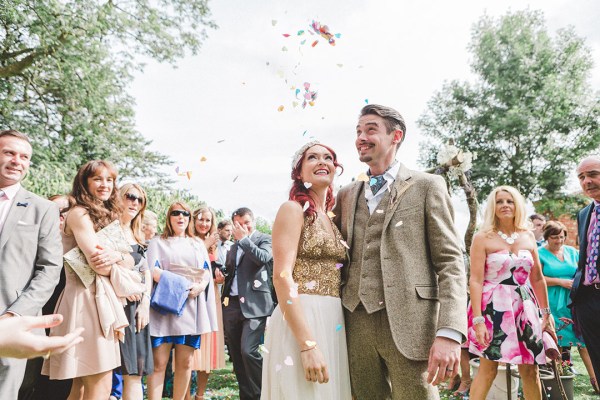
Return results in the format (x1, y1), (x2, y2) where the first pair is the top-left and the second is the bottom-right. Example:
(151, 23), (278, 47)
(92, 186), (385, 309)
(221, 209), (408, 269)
(119, 183), (147, 246)
(193, 206), (217, 254)
(70, 160), (122, 231)
(161, 202), (194, 239)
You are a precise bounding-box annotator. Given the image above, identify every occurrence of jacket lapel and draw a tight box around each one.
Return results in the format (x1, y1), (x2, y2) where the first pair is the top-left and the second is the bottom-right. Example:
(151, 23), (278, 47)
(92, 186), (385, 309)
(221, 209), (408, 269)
(382, 164), (414, 231)
(0, 188), (31, 251)
(346, 182), (362, 248)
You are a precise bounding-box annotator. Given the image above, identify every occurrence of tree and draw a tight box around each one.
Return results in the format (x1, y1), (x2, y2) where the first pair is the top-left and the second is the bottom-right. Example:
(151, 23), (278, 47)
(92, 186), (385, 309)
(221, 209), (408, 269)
(0, 0), (216, 187)
(418, 10), (600, 203)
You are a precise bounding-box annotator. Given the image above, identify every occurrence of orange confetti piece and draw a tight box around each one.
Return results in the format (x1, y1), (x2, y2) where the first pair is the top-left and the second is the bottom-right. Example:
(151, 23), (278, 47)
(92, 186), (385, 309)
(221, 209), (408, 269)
(311, 40), (319, 47)
(200, 156), (207, 162)
(357, 172), (369, 182)
(277, 105), (284, 112)
(186, 171), (192, 180)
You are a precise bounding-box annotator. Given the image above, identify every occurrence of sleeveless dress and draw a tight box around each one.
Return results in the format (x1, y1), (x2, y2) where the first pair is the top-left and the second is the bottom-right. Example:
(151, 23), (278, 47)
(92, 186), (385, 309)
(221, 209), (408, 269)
(539, 245), (584, 347)
(42, 225), (121, 379)
(467, 250), (545, 365)
(261, 216), (352, 400)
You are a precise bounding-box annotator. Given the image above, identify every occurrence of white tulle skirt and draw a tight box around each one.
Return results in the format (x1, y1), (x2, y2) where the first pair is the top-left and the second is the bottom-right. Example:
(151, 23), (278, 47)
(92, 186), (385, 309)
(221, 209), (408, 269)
(261, 294), (352, 400)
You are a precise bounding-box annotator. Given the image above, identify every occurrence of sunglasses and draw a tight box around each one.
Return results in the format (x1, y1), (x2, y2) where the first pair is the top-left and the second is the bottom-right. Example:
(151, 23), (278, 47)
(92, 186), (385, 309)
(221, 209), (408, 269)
(124, 193), (144, 205)
(170, 210), (191, 217)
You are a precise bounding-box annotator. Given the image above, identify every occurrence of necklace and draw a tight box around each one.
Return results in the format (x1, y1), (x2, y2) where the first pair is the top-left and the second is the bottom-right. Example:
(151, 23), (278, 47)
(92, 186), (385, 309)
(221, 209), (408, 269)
(498, 230), (519, 245)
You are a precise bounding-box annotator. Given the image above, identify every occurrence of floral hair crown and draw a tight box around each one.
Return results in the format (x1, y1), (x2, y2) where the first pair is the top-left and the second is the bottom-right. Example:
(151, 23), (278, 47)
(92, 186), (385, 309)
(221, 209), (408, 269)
(291, 140), (320, 170)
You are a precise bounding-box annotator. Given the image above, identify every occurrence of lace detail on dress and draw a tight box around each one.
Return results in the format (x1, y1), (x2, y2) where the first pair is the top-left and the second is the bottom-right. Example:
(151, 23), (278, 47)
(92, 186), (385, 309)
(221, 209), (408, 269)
(293, 215), (347, 297)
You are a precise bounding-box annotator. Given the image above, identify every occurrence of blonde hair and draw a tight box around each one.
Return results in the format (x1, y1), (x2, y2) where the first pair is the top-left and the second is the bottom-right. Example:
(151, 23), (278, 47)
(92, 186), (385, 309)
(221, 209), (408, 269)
(192, 206), (217, 240)
(119, 183), (147, 246)
(479, 185), (530, 233)
(142, 210), (158, 225)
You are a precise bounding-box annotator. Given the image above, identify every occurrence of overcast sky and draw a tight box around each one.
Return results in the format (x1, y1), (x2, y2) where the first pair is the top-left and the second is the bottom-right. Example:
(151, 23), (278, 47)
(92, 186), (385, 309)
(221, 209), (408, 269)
(130, 0), (600, 235)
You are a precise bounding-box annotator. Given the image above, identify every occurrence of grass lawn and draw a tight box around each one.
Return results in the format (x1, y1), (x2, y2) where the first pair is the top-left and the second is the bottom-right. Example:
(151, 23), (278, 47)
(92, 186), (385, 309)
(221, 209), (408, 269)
(162, 354), (598, 399)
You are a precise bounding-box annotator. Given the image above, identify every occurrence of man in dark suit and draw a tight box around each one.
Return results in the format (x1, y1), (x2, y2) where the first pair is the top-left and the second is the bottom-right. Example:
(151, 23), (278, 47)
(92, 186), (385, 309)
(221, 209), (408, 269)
(222, 207), (274, 400)
(571, 156), (600, 386)
(0, 130), (62, 399)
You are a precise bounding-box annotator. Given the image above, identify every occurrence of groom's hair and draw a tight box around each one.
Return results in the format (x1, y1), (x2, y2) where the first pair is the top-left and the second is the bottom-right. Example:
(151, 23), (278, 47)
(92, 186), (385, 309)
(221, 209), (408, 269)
(360, 104), (406, 146)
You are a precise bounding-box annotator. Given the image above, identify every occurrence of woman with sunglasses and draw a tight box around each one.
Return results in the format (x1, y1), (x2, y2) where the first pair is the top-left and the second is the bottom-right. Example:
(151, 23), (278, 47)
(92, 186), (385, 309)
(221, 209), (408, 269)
(42, 160), (134, 400)
(146, 202), (218, 400)
(116, 184), (153, 399)
(185, 207), (226, 400)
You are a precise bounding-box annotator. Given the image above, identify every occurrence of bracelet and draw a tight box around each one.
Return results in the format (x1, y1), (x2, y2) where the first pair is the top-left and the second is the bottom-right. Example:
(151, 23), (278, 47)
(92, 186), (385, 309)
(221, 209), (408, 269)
(472, 316), (485, 325)
(301, 344), (317, 353)
(539, 307), (552, 315)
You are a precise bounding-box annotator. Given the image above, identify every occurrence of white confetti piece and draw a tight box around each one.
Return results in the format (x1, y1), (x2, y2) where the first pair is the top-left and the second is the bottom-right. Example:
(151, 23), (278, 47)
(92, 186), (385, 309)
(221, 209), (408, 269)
(254, 280), (262, 288)
(261, 271), (268, 281)
(284, 356), (294, 366)
(376, 209), (384, 214)
(356, 172), (369, 182)
(395, 221), (403, 227)
(290, 283), (299, 298)
(305, 340), (316, 348)
(303, 202), (310, 212)
(240, 297), (245, 303)
(327, 211), (335, 218)
(339, 240), (350, 249)
(276, 364), (282, 372)
(303, 182), (312, 189)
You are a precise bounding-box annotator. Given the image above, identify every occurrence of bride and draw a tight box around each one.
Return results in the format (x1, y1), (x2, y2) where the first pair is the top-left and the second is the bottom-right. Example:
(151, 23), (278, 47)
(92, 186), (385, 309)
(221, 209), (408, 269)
(261, 141), (351, 399)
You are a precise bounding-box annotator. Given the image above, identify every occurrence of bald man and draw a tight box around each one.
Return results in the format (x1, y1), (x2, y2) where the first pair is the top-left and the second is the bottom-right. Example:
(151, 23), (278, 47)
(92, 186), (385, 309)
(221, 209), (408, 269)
(571, 156), (600, 387)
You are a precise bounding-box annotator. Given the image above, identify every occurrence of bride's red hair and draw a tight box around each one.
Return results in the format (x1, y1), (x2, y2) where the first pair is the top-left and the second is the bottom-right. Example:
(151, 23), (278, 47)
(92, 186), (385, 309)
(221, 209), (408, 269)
(289, 144), (343, 222)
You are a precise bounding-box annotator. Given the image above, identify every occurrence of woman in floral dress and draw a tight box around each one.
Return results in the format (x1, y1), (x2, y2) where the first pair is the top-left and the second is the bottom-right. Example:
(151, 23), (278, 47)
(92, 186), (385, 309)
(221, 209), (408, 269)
(467, 186), (554, 400)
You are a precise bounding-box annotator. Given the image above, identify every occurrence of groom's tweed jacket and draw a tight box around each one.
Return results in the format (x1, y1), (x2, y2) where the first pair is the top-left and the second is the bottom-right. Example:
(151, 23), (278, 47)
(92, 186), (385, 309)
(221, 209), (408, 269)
(333, 163), (468, 360)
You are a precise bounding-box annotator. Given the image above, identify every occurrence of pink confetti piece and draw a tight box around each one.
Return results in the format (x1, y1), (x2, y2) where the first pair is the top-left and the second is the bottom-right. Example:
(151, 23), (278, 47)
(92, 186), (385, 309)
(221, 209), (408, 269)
(335, 263), (344, 269)
(282, 33), (290, 37)
(304, 280), (317, 290)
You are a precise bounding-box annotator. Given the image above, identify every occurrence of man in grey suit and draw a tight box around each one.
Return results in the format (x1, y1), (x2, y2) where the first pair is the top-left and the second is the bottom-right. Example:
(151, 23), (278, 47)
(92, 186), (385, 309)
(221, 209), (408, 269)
(0, 130), (63, 399)
(222, 207), (274, 400)
(333, 105), (467, 399)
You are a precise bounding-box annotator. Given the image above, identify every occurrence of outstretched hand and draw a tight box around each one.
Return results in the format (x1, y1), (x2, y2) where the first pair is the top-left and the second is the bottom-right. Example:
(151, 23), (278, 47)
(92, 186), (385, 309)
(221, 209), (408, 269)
(427, 336), (461, 385)
(0, 314), (84, 359)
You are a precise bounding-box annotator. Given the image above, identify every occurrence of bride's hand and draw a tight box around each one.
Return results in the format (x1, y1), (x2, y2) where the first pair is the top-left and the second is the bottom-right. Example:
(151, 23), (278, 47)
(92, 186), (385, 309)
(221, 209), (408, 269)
(300, 346), (329, 384)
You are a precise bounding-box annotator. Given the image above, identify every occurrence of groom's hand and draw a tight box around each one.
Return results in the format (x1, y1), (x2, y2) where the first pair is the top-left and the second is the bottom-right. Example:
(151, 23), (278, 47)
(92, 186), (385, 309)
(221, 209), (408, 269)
(426, 336), (460, 385)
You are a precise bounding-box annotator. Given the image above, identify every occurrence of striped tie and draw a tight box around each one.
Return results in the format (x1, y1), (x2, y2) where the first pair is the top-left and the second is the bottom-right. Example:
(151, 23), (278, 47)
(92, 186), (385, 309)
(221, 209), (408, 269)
(585, 204), (600, 284)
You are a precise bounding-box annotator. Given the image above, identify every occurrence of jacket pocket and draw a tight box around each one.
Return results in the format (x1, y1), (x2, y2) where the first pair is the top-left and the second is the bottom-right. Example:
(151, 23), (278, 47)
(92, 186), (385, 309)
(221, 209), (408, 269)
(415, 285), (439, 300)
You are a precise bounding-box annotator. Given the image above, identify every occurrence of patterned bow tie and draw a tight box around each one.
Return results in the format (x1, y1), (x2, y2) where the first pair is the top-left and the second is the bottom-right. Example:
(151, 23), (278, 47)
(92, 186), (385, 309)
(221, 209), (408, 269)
(368, 175), (386, 195)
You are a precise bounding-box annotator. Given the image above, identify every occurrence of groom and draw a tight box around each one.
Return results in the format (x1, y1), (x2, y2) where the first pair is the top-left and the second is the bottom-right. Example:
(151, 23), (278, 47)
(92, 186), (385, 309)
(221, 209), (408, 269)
(333, 104), (467, 399)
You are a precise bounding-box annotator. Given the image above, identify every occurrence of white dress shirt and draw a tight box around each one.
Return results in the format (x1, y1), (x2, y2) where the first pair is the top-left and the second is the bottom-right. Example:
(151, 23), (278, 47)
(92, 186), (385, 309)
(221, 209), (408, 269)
(0, 183), (21, 232)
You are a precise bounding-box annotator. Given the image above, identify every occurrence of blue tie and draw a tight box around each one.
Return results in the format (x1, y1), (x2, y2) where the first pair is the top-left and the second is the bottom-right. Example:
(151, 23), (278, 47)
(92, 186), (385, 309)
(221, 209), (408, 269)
(585, 204), (600, 284)
(369, 175), (386, 195)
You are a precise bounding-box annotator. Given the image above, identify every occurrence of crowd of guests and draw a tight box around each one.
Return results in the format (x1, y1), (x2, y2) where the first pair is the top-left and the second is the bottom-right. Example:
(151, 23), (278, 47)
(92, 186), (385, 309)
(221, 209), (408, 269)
(2, 103), (600, 400)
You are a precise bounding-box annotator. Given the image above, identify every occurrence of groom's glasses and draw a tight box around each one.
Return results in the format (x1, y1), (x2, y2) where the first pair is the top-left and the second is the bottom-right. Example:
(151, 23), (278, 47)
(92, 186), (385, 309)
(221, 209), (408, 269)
(170, 210), (191, 217)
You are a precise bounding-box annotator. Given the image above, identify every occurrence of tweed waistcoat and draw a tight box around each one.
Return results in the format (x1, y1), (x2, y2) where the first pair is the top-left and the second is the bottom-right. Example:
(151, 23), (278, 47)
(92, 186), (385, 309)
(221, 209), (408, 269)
(342, 184), (390, 313)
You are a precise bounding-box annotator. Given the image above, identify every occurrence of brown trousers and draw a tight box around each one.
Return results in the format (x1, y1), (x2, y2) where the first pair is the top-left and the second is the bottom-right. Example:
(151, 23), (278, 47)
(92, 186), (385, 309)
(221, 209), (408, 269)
(344, 305), (439, 400)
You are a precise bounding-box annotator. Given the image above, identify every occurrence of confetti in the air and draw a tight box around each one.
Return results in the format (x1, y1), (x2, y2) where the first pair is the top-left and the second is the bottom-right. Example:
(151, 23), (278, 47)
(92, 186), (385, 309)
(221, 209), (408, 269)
(272, 20), (277, 26)
(301, 82), (318, 109)
(200, 156), (207, 162)
(311, 20), (338, 45)
(277, 105), (285, 112)
(233, 176), (239, 183)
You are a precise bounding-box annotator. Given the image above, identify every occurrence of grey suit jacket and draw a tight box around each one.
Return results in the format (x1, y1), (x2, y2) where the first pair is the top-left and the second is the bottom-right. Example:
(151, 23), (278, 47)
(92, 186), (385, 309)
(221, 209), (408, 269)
(222, 231), (275, 319)
(0, 187), (62, 318)
(333, 163), (468, 360)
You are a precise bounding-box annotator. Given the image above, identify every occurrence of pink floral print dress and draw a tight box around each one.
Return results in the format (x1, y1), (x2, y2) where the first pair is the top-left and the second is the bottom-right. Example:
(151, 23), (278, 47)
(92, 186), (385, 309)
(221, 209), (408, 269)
(467, 250), (545, 365)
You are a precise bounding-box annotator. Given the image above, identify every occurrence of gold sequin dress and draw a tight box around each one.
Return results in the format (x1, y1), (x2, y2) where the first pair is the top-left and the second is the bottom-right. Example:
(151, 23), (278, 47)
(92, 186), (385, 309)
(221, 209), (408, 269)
(262, 216), (351, 399)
